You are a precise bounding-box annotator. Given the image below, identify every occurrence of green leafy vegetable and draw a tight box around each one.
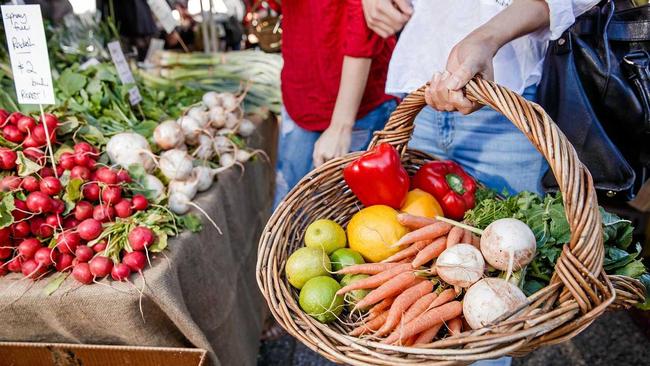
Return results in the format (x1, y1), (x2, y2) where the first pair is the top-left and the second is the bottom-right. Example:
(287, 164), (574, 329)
(0, 192), (15, 229)
(16, 152), (42, 177)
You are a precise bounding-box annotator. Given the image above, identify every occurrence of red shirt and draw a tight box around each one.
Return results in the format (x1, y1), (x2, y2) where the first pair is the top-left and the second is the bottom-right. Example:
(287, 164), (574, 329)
(281, 0), (396, 132)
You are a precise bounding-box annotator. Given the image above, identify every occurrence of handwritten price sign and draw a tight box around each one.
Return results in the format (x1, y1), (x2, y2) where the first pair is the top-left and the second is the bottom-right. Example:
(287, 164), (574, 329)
(1, 4), (55, 105)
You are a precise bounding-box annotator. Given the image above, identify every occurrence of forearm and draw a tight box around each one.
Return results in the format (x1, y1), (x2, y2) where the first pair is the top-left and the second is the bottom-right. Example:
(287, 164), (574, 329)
(331, 56), (372, 127)
(471, 0), (551, 54)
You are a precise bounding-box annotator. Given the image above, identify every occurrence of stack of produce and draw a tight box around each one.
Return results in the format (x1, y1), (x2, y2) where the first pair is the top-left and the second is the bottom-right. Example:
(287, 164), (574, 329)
(283, 143), (650, 345)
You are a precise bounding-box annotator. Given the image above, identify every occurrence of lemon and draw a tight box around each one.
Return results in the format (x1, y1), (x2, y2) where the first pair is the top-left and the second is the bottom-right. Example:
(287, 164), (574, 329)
(299, 276), (344, 323)
(285, 247), (331, 289)
(401, 189), (444, 219)
(347, 205), (409, 262)
(340, 274), (370, 310)
(304, 219), (347, 254)
(330, 248), (365, 277)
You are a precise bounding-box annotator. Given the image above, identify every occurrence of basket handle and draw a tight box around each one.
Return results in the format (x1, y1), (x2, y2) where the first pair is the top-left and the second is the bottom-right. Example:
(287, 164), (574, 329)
(370, 78), (609, 313)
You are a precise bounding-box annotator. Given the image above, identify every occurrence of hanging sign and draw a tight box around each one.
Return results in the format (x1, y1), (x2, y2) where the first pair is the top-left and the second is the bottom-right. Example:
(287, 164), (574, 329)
(107, 40), (142, 106)
(147, 0), (179, 34)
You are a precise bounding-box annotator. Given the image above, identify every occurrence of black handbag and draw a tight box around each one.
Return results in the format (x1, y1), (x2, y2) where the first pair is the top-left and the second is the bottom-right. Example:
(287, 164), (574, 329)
(537, 1), (650, 203)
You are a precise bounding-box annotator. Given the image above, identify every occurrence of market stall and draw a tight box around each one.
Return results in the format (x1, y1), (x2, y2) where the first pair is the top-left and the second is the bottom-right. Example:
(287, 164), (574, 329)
(0, 116), (276, 366)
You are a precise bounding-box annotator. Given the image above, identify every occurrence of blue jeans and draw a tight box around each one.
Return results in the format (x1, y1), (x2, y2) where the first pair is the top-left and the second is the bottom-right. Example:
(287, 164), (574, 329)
(273, 100), (397, 208)
(409, 86), (547, 195)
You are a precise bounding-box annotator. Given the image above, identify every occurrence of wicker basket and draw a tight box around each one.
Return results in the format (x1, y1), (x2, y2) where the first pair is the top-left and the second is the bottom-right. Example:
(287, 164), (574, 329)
(256, 78), (646, 365)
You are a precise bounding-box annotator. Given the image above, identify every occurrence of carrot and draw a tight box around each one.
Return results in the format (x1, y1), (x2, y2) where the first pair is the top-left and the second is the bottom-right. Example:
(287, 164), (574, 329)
(383, 301), (463, 344)
(402, 292), (438, 324)
(349, 311), (389, 336)
(366, 297), (395, 321)
(471, 234), (481, 249)
(392, 222), (452, 248)
(411, 237), (447, 268)
(427, 288), (456, 310)
(375, 280), (434, 336)
(445, 226), (464, 249)
(382, 240), (431, 263)
(413, 323), (443, 345)
(447, 317), (463, 336)
(335, 262), (401, 275)
(336, 263), (411, 295)
(397, 213), (436, 229)
(353, 272), (421, 311)
(461, 229), (473, 244)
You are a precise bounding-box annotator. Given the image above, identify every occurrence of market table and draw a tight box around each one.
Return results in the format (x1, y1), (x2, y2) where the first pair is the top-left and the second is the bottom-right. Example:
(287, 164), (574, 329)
(0, 117), (278, 366)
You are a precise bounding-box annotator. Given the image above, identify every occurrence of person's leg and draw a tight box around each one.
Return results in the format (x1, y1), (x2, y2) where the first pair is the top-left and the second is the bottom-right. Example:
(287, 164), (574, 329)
(349, 99), (398, 151)
(273, 107), (321, 208)
(408, 105), (452, 160)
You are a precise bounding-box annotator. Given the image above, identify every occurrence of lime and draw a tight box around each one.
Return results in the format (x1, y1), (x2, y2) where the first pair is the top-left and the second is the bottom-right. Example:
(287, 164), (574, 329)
(340, 274), (370, 310)
(285, 247), (331, 289)
(299, 276), (344, 323)
(330, 248), (365, 277)
(304, 219), (346, 254)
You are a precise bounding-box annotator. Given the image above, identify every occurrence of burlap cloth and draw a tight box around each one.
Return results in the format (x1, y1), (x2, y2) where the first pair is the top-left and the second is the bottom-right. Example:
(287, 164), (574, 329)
(0, 117), (278, 366)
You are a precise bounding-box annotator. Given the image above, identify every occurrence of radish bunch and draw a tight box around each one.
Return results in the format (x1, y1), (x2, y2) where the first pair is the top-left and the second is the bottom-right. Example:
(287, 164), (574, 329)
(0, 110), (58, 149)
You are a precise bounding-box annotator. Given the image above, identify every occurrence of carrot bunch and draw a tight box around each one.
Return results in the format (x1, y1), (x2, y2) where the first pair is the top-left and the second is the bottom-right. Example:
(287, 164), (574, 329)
(336, 213), (480, 345)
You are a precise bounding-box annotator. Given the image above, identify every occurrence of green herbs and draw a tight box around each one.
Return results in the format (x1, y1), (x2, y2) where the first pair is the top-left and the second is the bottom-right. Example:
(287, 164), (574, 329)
(465, 190), (648, 302)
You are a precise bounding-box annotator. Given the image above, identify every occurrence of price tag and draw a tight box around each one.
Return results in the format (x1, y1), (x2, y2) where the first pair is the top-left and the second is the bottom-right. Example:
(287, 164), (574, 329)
(144, 38), (165, 66)
(1, 4), (55, 105)
(107, 40), (142, 106)
(147, 0), (179, 34)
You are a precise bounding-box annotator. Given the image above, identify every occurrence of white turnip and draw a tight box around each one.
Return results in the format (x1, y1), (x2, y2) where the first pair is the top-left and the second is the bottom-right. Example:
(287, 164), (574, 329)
(237, 118), (255, 137)
(219, 153), (235, 168)
(168, 192), (221, 233)
(177, 116), (203, 145)
(202, 91), (220, 108)
(142, 174), (165, 200)
(219, 92), (238, 111)
(194, 134), (215, 160)
(463, 278), (528, 329)
(224, 112), (239, 129)
(159, 149), (194, 181)
(193, 166), (226, 192)
(154, 120), (184, 150)
(436, 244), (485, 288)
(168, 175), (199, 201)
(480, 218), (536, 280)
(187, 107), (209, 128)
(208, 106), (226, 128)
(106, 133), (155, 172)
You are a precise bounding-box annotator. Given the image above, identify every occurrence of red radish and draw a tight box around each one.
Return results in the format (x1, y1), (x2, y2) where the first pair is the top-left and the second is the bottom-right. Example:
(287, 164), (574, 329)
(36, 222), (54, 238)
(55, 253), (74, 272)
(0, 148), (17, 170)
(74, 142), (96, 155)
(63, 217), (80, 229)
(59, 152), (75, 170)
(12, 199), (28, 220)
(101, 186), (122, 205)
(0, 109), (9, 125)
(56, 231), (80, 254)
(0, 227), (10, 244)
(40, 176), (62, 196)
(77, 218), (102, 240)
(74, 201), (94, 221)
(116, 169), (131, 183)
(128, 226), (155, 251)
(132, 194), (148, 211)
(72, 263), (93, 284)
(39, 113), (58, 131)
(74, 152), (92, 167)
(1, 175), (21, 191)
(75, 245), (94, 263)
(93, 240), (107, 253)
(39, 167), (54, 177)
(11, 222), (30, 238)
(111, 263), (131, 281)
(16, 116), (36, 133)
(22, 259), (45, 279)
(34, 247), (56, 266)
(7, 257), (22, 272)
(30, 217), (45, 236)
(17, 238), (41, 259)
(7, 112), (23, 125)
(0, 261), (6, 276)
(45, 214), (62, 228)
(22, 135), (41, 148)
(82, 182), (100, 201)
(32, 124), (55, 145)
(93, 204), (114, 222)
(23, 147), (45, 164)
(26, 191), (52, 213)
(51, 198), (65, 214)
(123, 251), (146, 272)
(95, 167), (118, 184)
(3, 125), (24, 143)
(89, 256), (113, 277)
(56, 165), (65, 176)
(114, 199), (132, 218)
(0, 247), (13, 260)
(21, 176), (39, 192)
(70, 166), (91, 180)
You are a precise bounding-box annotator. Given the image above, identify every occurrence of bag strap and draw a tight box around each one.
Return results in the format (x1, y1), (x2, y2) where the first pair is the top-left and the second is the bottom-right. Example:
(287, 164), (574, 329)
(609, 17), (650, 41)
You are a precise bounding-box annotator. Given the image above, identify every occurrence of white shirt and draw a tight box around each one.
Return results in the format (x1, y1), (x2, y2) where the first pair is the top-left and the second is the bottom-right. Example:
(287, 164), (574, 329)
(386, 0), (600, 94)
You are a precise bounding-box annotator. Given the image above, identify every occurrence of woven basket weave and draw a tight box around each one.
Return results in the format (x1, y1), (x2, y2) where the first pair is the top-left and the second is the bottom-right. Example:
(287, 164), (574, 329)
(256, 78), (646, 365)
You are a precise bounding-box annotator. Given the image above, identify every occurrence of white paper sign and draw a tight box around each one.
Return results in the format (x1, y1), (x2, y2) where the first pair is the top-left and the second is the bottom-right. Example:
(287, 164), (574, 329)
(147, 0), (178, 34)
(1, 4), (55, 105)
(107, 40), (142, 106)
(144, 38), (165, 66)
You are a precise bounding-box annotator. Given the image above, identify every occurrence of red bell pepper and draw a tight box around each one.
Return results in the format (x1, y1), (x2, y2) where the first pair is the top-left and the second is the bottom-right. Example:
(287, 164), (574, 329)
(343, 143), (409, 209)
(411, 161), (477, 220)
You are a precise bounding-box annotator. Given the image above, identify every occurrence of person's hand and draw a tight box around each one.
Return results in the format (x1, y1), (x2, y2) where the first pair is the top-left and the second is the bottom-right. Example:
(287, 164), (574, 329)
(361, 0), (413, 38)
(425, 33), (498, 115)
(313, 121), (353, 167)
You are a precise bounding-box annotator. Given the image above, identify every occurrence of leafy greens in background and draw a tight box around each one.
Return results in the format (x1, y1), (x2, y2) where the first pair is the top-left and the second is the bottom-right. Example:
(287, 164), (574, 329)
(465, 189), (649, 305)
